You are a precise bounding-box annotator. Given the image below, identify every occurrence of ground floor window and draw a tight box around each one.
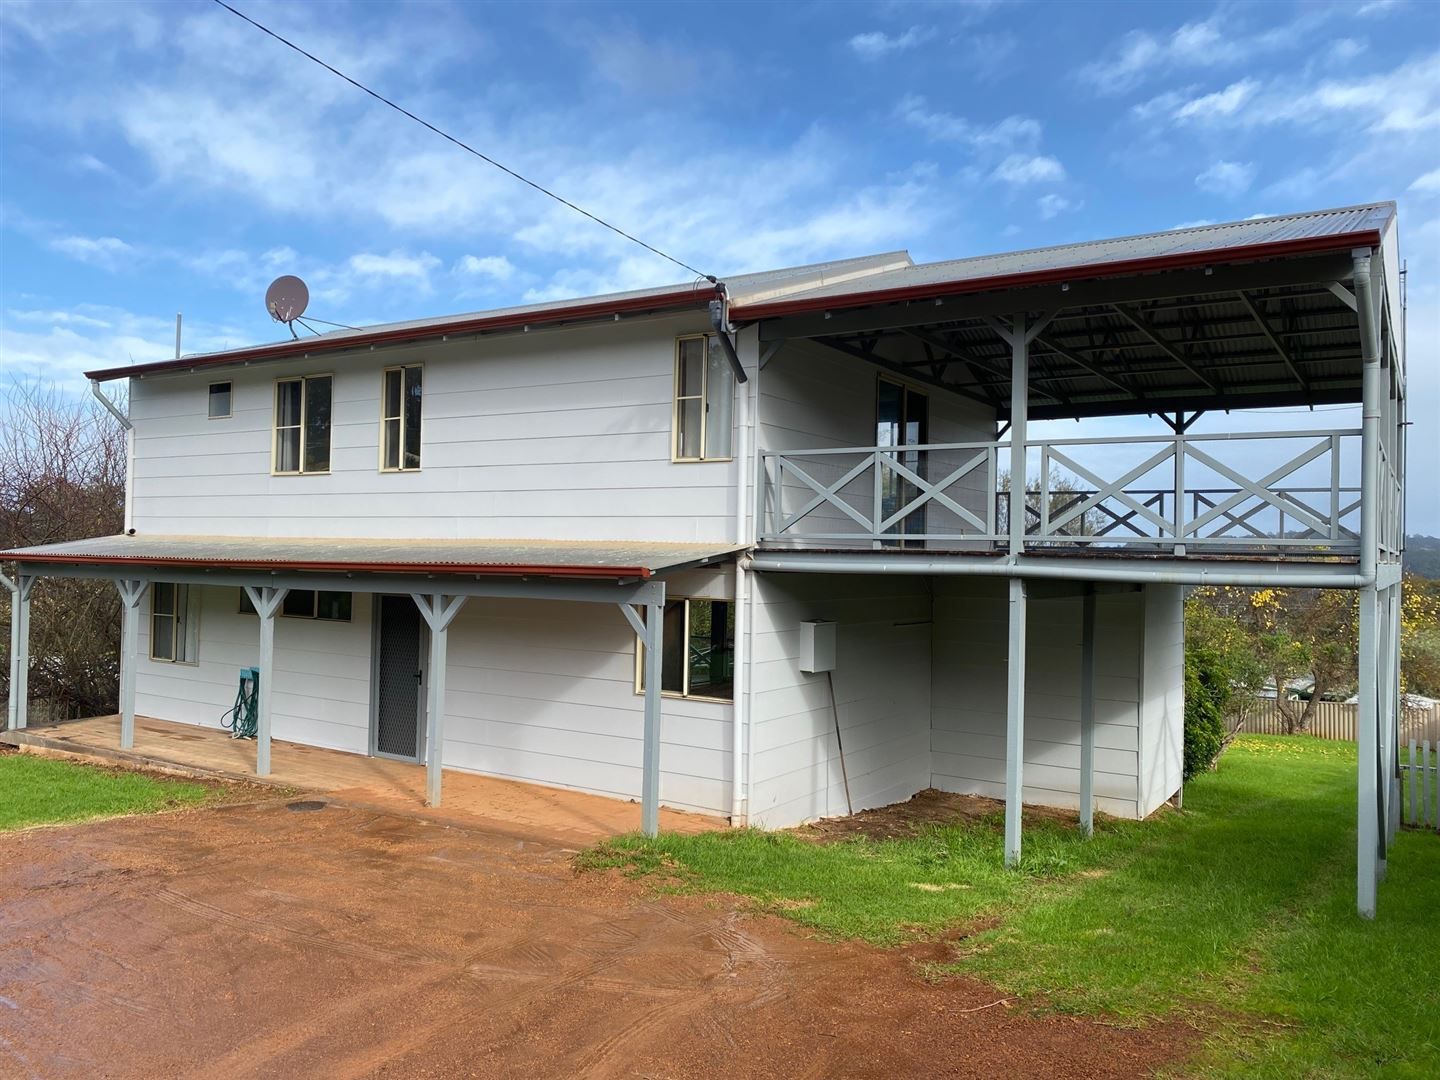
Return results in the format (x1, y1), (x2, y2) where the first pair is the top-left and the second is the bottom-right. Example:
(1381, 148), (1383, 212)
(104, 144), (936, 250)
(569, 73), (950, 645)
(150, 583), (196, 663)
(636, 597), (735, 701)
(239, 589), (352, 622)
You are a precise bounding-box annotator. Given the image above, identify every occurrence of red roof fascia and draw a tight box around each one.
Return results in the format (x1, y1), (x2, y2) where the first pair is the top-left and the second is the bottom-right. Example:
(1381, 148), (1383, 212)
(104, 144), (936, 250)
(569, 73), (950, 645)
(730, 232), (1383, 321)
(1, 551), (653, 579)
(86, 286), (716, 382)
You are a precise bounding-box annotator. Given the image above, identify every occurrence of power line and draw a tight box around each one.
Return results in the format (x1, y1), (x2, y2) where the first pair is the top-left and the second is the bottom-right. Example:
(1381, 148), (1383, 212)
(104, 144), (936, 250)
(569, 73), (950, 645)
(211, 0), (716, 285)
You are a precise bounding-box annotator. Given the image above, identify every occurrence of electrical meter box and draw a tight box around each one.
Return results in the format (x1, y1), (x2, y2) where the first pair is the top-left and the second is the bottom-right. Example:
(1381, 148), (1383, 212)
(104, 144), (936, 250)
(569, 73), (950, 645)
(799, 620), (836, 674)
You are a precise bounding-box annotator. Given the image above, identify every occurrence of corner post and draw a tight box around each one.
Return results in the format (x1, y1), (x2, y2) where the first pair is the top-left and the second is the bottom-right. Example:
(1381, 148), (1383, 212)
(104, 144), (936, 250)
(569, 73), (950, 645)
(1079, 587), (1097, 839)
(641, 586), (666, 837)
(411, 593), (468, 807)
(1005, 575), (1028, 866)
(243, 585), (288, 778)
(5, 573), (35, 731)
(1357, 583), (1380, 918)
(115, 579), (150, 749)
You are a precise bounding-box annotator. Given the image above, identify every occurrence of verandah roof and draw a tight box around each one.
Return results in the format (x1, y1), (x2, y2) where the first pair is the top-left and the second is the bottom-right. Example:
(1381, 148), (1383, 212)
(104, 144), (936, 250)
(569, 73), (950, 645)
(0, 534), (742, 580)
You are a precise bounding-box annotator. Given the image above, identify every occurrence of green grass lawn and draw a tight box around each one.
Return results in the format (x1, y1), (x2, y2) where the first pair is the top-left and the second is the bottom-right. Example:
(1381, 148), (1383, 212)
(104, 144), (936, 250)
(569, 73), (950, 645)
(0, 751), (216, 831)
(583, 736), (1440, 1077)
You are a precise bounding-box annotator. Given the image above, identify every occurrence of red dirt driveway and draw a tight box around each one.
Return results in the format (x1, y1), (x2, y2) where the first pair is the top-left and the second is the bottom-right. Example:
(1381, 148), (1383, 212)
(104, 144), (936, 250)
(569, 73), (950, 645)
(0, 799), (1190, 1078)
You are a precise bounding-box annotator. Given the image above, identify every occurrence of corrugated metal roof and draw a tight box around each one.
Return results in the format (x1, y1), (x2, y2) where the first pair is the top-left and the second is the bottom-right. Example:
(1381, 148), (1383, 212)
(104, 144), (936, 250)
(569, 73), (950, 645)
(731, 203), (1395, 319)
(0, 535), (743, 579)
(86, 251), (912, 382)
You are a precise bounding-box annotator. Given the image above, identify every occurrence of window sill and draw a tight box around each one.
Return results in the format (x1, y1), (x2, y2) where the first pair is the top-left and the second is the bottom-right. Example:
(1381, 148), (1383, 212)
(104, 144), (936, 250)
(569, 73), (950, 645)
(672, 456), (735, 464)
(270, 471), (333, 477)
(634, 690), (734, 704)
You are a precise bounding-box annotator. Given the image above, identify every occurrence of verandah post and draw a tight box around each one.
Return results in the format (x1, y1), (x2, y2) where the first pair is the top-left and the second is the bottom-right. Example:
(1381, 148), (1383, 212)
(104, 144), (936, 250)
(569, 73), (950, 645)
(115, 579), (150, 750)
(1357, 584), (1380, 918)
(1005, 575), (1028, 867)
(641, 591), (665, 837)
(243, 585), (288, 779)
(1079, 587), (1097, 839)
(411, 593), (467, 808)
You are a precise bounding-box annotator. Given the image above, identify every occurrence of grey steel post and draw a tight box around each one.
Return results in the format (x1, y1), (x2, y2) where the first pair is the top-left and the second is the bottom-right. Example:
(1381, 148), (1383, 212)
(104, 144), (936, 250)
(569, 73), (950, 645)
(411, 592), (467, 808)
(11, 575), (34, 730)
(244, 585), (288, 778)
(1354, 249), (1380, 581)
(3, 571), (18, 731)
(115, 579), (149, 750)
(1389, 581), (1403, 844)
(1009, 315), (1029, 556)
(641, 588), (666, 837)
(1357, 584), (1379, 918)
(1005, 575), (1028, 866)
(1079, 588), (1097, 839)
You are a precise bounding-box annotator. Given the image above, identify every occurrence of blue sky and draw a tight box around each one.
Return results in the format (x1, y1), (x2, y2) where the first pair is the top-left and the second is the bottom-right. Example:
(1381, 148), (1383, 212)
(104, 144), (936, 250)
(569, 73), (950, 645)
(2, 0), (1437, 529)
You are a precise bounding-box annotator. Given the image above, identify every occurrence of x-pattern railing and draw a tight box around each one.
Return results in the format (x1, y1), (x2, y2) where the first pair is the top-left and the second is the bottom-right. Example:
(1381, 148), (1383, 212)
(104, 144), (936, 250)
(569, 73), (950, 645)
(760, 428), (1364, 554)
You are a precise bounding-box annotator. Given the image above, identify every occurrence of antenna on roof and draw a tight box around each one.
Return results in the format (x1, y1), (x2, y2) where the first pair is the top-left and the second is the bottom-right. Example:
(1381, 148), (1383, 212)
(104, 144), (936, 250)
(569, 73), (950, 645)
(265, 275), (310, 339)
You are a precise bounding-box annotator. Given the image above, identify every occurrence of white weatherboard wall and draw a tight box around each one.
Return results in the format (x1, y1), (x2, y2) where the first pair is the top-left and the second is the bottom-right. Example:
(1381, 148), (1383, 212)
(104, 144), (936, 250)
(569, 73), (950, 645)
(1139, 584), (1185, 816)
(127, 312), (738, 542)
(132, 566), (734, 818)
(748, 573), (933, 828)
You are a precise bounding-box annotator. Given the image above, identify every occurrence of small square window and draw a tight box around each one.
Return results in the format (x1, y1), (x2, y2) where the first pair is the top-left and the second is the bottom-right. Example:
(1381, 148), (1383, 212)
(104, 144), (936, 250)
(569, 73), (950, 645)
(243, 588), (352, 622)
(636, 596), (735, 701)
(208, 382), (232, 419)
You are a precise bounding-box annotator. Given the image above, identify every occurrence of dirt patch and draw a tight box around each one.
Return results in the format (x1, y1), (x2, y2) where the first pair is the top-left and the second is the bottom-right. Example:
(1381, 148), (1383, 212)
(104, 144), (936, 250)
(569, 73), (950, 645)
(799, 788), (1091, 843)
(0, 801), (1195, 1078)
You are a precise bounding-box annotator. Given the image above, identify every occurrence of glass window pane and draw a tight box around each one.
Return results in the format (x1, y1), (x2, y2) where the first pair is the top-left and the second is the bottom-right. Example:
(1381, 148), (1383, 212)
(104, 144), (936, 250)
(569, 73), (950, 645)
(276, 380), (302, 427)
(384, 369), (402, 420)
(687, 600), (734, 700)
(208, 383), (232, 418)
(704, 340), (733, 458)
(316, 591), (352, 621)
(877, 380), (902, 448)
(276, 427), (300, 472)
(661, 599), (685, 693)
(383, 419), (401, 470)
(403, 367), (422, 469)
(151, 613), (174, 660)
(282, 590), (316, 618)
(676, 398), (703, 459)
(173, 585), (190, 662)
(677, 338), (704, 397)
(239, 589), (256, 615)
(153, 582), (176, 616)
(303, 376), (332, 473)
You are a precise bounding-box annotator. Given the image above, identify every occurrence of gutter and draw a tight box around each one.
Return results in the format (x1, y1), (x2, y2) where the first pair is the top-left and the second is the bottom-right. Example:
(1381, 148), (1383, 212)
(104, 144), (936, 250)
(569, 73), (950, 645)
(0, 552), (655, 580)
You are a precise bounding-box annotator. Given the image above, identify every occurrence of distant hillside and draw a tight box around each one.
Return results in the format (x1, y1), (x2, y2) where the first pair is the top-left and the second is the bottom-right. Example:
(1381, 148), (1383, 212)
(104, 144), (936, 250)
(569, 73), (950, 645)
(1407, 536), (1440, 579)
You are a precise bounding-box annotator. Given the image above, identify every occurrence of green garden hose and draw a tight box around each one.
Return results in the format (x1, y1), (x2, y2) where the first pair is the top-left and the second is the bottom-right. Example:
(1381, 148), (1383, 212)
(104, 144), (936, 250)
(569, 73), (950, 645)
(221, 667), (260, 740)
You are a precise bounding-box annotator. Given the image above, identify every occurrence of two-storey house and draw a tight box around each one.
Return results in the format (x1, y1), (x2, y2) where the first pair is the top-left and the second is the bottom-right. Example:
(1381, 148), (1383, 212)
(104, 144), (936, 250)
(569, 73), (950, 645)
(3, 203), (1407, 915)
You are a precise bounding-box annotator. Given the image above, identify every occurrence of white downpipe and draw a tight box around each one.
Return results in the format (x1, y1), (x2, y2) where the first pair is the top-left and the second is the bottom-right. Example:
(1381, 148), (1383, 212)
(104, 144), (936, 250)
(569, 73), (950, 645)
(730, 356), (752, 825)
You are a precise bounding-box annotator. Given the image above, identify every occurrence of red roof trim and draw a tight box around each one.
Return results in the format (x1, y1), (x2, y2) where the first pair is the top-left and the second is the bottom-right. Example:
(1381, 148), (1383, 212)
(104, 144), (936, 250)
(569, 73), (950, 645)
(730, 231), (1382, 321)
(2, 551), (654, 579)
(86, 286), (717, 382)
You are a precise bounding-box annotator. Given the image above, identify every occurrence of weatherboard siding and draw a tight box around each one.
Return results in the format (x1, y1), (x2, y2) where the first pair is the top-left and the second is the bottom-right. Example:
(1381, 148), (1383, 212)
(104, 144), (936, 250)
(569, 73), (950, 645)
(127, 312), (742, 542)
(1138, 584), (1185, 816)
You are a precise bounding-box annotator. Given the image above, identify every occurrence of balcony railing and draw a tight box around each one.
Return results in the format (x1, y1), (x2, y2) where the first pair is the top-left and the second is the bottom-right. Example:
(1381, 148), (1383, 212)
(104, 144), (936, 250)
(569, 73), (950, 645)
(758, 429), (1369, 556)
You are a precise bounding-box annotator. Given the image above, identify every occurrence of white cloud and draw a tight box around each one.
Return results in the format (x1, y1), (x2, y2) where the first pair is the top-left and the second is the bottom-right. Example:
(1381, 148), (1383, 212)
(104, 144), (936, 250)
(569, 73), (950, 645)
(454, 254), (516, 280)
(1078, 19), (1223, 95)
(1036, 193), (1073, 219)
(992, 154), (1065, 185)
(849, 27), (932, 60)
(1410, 167), (1440, 193)
(896, 96), (1041, 151)
(1171, 219), (1216, 230)
(47, 234), (135, 271)
(1172, 79), (1260, 122)
(1195, 160), (1256, 197)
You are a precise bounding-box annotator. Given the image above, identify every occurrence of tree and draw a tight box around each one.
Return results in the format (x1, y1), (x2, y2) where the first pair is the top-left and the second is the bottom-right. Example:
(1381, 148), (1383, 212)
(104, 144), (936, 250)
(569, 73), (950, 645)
(0, 381), (127, 718)
(1183, 593), (1266, 777)
(1401, 571), (1440, 697)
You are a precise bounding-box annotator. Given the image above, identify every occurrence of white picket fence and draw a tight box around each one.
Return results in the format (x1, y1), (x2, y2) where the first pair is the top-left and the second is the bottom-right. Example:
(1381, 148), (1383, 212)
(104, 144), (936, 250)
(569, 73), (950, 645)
(1236, 700), (1440, 744)
(1402, 741), (1440, 830)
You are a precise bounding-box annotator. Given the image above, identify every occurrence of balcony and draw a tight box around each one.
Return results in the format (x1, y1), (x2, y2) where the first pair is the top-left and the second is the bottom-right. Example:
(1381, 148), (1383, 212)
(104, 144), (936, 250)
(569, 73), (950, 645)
(758, 429), (1389, 559)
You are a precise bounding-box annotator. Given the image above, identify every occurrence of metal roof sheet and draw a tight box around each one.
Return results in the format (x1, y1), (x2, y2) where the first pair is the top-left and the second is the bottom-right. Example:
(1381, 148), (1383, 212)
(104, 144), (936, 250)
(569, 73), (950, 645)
(0, 534), (743, 579)
(85, 251), (912, 382)
(730, 203), (1395, 319)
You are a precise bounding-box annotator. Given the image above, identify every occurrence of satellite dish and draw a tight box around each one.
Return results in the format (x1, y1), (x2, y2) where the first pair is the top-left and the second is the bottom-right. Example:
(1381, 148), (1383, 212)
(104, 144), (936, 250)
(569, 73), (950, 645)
(265, 275), (310, 324)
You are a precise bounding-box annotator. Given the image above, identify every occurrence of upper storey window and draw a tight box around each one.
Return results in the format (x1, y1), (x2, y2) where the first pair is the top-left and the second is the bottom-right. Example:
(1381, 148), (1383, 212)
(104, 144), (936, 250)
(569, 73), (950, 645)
(208, 382), (232, 419)
(381, 364), (423, 471)
(273, 375), (332, 474)
(673, 335), (733, 462)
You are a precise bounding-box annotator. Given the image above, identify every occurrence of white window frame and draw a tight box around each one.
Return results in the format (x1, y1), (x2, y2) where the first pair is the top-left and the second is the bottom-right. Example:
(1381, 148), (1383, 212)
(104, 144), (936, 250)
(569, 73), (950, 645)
(672, 335), (734, 463)
(633, 595), (735, 703)
(150, 583), (199, 665)
(207, 381), (233, 420)
(379, 363), (423, 472)
(272, 373), (333, 476)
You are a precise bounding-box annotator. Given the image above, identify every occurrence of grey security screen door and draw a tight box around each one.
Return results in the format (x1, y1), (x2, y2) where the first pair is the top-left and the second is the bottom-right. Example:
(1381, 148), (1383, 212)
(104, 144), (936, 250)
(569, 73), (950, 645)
(375, 595), (424, 760)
